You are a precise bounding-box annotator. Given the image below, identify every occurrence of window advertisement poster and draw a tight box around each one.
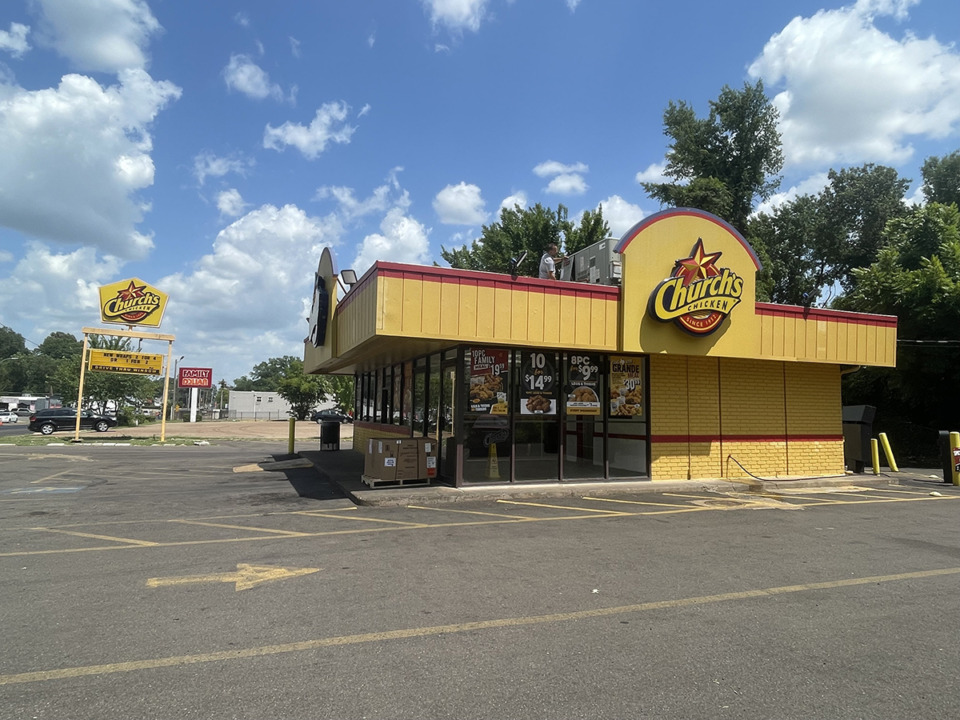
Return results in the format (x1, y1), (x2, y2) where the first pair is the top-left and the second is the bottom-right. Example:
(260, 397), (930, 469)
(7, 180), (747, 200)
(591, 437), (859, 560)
(520, 350), (556, 415)
(565, 354), (601, 415)
(609, 356), (644, 418)
(469, 348), (509, 414)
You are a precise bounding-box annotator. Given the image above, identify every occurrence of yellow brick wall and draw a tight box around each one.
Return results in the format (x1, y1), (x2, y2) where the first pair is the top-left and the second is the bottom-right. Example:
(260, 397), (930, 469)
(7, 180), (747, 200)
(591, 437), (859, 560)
(649, 356), (844, 480)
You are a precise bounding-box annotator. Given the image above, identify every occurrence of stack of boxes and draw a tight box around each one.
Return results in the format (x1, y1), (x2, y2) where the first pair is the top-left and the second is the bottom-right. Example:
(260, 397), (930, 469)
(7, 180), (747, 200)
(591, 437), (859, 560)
(363, 437), (438, 486)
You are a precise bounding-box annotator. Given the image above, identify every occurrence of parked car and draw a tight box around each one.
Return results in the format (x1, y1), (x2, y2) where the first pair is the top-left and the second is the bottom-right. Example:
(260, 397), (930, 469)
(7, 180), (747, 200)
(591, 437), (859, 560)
(28, 408), (118, 435)
(310, 409), (353, 424)
(0, 410), (19, 423)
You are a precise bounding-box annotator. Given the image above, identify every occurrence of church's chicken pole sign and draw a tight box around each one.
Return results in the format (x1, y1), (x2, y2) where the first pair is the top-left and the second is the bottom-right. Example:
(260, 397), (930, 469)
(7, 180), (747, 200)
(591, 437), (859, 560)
(98, 278), (169, 328)
(647, 238), (743, 335)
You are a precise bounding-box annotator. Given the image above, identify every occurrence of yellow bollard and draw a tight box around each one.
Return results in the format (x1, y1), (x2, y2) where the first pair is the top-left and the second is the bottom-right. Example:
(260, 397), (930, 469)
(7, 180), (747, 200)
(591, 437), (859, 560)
(871, 438), (880, 475)
(288, 416), (296, 456)
(487, 442), (500, 480)
(951, 432), (960, 486)
(878, 432), (899, 472)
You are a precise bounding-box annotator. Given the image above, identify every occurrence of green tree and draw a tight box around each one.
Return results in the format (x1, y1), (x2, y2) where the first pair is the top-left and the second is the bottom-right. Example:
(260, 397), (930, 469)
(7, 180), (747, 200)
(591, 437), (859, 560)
(440, 203), (609, 276)
(836, 202), (960, 437)
(921, 150), (960, 208)
(643, 80), (783, 232)
(233, 356), (303, 391)
(36, 332), (82, 359)
(819, 164), (909, 290)
(326, 375), (355, 413)
(0, 325), (26, 359)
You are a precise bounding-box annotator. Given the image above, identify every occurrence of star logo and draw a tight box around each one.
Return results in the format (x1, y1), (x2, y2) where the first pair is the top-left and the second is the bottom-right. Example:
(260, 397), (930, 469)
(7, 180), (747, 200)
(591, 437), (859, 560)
(674, 239), (721, 286)
(115, 280), (146, 302)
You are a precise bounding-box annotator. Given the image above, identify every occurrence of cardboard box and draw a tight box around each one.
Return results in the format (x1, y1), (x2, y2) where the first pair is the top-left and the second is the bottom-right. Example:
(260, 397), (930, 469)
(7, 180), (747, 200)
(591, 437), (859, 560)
(365, 437), (402, 481)
(418, 437), (438, 479)
(395, 438), (422, 481)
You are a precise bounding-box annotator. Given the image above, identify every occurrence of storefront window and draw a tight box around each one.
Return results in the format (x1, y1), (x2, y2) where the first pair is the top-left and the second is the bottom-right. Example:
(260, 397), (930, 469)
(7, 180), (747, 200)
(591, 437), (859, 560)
(463, 347), (511, 483)
(427, 354), (440, 438)
(607, 355), (647, 477)
(392, 363), (403, 425)
(562, 352), (605, 480)
(402, 362), (413, 429)
(514, 349), (560, 481)
(413, 358), (426, 437)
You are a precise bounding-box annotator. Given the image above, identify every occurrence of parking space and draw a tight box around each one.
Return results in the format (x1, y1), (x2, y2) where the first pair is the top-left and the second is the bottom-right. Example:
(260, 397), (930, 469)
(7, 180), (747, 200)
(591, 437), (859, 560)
(1, 444), (957, 559)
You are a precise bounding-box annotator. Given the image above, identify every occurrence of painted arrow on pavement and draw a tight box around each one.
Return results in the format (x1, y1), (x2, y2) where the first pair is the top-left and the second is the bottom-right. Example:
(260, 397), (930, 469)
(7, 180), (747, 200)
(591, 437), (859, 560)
(147, 563), (320, 591)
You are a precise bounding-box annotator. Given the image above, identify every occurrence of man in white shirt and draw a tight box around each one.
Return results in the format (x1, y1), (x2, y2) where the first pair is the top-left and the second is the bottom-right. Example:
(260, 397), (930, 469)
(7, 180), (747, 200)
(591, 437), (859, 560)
(539, 243), (560, 280)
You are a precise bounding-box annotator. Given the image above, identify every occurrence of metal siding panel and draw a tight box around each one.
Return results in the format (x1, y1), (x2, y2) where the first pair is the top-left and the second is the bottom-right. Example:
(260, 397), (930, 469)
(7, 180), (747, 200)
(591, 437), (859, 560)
(825, 318), (838, 363)
(574, 296), (591, 346)
(856, 322), (868, 365)
(439, 282), (460, 337)
(527, 290), (544, 343)
(865, 324), (877, 364)
(782, 314), (796, 358)
(816, 320), (827, 360)
(511, 290), (529, 342)
(420, 278), (441, 336)
(760, 312), (773, 356)
(544, 292), (562, 344)
(493, 286), (513, 342)
(772, 314), (785, 358)
(459, 281), (478, 338)
(401, 277), (423, 336)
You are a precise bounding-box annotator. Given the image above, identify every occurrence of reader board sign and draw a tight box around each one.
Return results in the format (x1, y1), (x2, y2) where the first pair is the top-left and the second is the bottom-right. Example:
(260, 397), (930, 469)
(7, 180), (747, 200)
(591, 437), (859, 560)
(178, 367), (213, 388)
(89, 349), (164, 376)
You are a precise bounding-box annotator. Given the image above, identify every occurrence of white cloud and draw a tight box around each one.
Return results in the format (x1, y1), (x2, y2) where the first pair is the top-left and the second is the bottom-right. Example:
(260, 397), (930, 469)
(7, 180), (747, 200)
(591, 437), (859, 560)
(0, 243), (121, 337)
(290, 37), (301, 58)
(0, 68), (181, 260)
(533, 160), (588, 178)
(421, 0), (490, 33)
(157, 204), (342, 382)
(566, 0), (582, 12)
(0, 22), (30, 58)
(216, 189), (248, 218)
(635, 162), (668, 184)
(749, 0), (960, 168)
(264, 101), (357, 159)
(223, 54), (286, 102)
(32, 0), (161, 72)
(545, 173), (588, 195)
(596, 195), (646, 237)
(315, 185), (393, 222)
(433, 182), (487, 225)
(234, 12), (250, 28)
(500, 192), (528, 212)
(353, 208), (431, 274)
(193, 151), (253, 186)
(754, 172), (831, 216)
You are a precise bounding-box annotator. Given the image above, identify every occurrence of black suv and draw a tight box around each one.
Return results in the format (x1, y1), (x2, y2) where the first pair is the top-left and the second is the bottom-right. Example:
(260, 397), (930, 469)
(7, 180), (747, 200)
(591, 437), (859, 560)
(28, 408), (118, 435)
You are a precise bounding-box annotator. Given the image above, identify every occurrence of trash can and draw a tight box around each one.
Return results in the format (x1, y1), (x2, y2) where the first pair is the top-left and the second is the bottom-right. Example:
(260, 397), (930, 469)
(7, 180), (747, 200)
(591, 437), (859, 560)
(938, 431), (958, 484)
(320, 420), (340, 451)
(842, 405), (876, 473)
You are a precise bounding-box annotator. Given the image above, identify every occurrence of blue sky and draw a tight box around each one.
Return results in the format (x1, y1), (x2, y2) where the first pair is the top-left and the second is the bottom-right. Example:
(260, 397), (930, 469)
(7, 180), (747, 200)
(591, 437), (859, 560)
(1, 0), (959, 385)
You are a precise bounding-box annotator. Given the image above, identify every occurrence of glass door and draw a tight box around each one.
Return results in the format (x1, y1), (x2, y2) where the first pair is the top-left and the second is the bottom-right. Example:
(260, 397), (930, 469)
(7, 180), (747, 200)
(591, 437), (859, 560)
(438, 358), (458, 482)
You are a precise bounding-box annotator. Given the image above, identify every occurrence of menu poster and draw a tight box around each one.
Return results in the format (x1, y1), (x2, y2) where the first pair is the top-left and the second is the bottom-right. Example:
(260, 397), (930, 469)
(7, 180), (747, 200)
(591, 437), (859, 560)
(566, 353), (601, 416)
(520, 350), (556, 415)
(609, 356), (644, 418)
(469, 348), (508, 414)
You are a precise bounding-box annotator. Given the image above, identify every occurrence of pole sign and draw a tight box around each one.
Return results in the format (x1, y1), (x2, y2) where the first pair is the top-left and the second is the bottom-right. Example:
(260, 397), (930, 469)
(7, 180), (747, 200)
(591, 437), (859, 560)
(88, 349), (164, 375)
(98, 278), (169, 328)
(178, 367), (213, 388)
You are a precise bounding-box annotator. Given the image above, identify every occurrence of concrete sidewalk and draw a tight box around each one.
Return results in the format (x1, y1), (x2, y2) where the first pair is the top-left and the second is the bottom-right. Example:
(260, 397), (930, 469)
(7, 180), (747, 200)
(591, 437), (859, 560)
(299, 443), (949, 507)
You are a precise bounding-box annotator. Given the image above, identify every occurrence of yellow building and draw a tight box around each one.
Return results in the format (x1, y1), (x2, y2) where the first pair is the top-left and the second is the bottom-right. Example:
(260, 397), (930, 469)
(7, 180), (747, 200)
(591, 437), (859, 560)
(304, 209), (896, 485)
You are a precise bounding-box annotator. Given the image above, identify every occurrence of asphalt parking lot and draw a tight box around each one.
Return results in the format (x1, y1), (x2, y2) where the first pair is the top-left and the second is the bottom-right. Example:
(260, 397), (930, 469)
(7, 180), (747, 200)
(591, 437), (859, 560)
(1, 442), (959, 719)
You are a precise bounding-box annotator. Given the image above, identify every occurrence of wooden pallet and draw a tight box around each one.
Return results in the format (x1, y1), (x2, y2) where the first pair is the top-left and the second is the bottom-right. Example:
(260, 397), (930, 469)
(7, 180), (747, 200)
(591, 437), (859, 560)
(360, 474), (430, 489)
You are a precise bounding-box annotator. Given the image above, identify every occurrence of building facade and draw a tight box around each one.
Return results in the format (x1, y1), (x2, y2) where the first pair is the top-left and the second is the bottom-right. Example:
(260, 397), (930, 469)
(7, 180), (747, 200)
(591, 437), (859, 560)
(304, 209), (896, 486)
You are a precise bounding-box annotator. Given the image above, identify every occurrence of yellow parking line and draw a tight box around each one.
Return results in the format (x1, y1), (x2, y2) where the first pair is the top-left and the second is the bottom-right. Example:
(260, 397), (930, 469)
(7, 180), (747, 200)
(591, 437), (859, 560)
(581, 496), (690, 508)
(496, 500), (630, 515)
(31, 527), (159, 546)
(170, 520), (309, 536)
(406, 505), (536, 520)
(663, 492), (727, 500)
(295, 512), (429, 527)
(3, 566), (956, 686)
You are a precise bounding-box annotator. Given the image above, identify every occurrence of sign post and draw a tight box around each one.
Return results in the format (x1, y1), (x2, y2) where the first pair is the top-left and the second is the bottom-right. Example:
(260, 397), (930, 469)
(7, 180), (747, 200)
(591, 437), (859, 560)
(178, 368), (213, 423)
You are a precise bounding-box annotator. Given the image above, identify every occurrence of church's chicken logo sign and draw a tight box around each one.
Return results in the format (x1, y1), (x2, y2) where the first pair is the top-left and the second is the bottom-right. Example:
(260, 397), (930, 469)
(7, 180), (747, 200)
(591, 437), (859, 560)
(647, 239), (743, 335)
(99, 278), (167, 327)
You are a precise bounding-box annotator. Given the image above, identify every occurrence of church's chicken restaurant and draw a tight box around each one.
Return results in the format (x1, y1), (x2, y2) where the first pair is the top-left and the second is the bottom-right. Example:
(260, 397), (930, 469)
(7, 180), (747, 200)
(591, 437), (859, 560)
(304, 209), (897, 486)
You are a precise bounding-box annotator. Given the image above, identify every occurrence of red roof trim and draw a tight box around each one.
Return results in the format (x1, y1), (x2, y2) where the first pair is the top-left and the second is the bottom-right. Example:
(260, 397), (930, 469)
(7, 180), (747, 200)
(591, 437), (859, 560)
(756, 302), (897, 328)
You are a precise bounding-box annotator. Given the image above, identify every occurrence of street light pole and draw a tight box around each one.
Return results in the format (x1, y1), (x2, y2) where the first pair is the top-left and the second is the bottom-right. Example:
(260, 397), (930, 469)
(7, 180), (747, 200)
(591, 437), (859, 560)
(169, 355), (184, 421)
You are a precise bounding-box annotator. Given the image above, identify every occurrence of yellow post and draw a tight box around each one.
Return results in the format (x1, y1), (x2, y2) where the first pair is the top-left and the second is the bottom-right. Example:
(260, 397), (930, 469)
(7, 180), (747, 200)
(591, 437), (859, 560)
(878, 432), (899, 472)
(73, 334), (90, 442)
(487, 442), (500, 480)
(871, 438), (880, 475)
(288, 417), (296, 456)
(950, 432), (960, 486)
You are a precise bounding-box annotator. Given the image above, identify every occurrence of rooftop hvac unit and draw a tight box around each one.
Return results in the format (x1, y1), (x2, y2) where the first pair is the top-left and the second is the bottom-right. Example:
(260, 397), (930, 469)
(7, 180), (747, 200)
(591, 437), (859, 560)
(558, 238), (621, 286)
